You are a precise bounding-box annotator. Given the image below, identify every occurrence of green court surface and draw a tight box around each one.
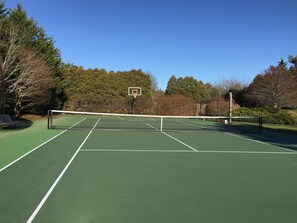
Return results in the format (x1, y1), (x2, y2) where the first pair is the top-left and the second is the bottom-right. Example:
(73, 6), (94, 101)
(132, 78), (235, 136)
(0, 116), (297, 223)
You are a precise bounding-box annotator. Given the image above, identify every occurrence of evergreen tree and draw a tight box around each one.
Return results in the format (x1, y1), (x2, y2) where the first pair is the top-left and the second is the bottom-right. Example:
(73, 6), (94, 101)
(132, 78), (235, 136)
(165, 75), (211, 102)
(165, 75), (178, 95)
(288, 55), (297, 76)
(0, 3), (65, 115)
(63, 66), (152, 114)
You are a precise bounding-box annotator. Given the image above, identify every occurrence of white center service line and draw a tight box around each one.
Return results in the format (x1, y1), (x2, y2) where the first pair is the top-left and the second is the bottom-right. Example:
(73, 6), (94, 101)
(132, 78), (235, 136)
(146, 123), (198, 152)
(160, 131), (199, 152)
(26, 118), (100, 223)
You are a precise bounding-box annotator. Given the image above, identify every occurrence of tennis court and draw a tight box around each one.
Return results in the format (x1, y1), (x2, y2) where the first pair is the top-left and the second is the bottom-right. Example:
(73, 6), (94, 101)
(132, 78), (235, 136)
(1, 112), (297, 223)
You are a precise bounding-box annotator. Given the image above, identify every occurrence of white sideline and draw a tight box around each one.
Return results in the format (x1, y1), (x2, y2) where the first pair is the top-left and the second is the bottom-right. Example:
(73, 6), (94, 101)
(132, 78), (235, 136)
(26, 118), (100, 223)
(0, 131), (66, 173)
(225, 132), (296, 152)
(197, 150), (297, 155)
(0, 118), (86, 173)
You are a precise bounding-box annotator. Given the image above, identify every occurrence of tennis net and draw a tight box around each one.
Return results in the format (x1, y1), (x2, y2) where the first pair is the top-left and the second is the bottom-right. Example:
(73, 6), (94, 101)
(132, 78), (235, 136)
(47, 110), (263, 134)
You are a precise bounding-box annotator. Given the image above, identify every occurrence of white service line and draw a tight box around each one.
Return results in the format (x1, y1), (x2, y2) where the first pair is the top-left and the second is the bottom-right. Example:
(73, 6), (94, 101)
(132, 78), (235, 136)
(26, 118), (100, 223)
(81, 149), (195, 153)
(80, 148), (297, 155)
(0, 118), (87, 173)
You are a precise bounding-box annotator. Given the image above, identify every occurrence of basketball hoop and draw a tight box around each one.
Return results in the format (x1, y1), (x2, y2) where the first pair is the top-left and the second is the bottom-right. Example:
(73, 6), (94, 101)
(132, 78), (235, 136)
(128, 87), (142, 98)
(128, 87), (142, 114)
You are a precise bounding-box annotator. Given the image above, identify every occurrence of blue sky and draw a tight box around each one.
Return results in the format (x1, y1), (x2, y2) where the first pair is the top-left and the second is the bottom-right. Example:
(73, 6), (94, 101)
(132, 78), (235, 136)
(5, 0), (297, 90)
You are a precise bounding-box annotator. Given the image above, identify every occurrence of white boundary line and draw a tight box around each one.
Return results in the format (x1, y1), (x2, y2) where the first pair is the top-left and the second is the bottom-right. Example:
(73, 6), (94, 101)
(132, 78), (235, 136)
(197, 150), (297, 155)
(161, 131), (198, 152)
(146, 123), (159, 131)
(0, 131), (67, 173)
(146, 123), (198, 152)
(80, 149), (297, 155)
(81, 149), (194, 153)
(26, 118), (100, 223)
(0, 118), (86, 173)
(254, 134), (297, 147)
(225, 132), (296, 152)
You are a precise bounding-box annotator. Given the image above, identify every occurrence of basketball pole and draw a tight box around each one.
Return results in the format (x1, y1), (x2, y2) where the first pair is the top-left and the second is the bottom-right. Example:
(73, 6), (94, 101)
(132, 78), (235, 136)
(132, 96), (136, 114)
(128, 87), (141, 114)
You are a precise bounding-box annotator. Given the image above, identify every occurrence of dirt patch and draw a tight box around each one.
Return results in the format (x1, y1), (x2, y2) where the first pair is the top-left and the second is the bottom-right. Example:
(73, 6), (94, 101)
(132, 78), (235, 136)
(20, 114), (44, 121)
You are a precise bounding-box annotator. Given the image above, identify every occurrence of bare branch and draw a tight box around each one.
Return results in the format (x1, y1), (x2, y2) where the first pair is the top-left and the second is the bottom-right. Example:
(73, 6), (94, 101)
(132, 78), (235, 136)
(246, 66), (297, 108)
(8, 49), (54, 115)
(2, 21), (31, 81)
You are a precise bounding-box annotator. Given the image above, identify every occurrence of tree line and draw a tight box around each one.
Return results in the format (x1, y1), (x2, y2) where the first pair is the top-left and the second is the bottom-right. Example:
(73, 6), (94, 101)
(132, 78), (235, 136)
(63, 65), (153, 114)
(0, 3), (65, 116)
(1, 3), (297, 125)
(245, 58), (297, 108)
(158, 55), (297, 119)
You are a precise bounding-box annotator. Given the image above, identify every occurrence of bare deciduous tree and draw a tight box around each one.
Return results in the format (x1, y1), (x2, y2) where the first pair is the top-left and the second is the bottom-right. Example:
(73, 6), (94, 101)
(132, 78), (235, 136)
(246, 66), (297, 108)
(8, 49), (54, 115)
(1, 22), (30, 81)
(214, 77), (248, 93)
(154, 95), (197, 116)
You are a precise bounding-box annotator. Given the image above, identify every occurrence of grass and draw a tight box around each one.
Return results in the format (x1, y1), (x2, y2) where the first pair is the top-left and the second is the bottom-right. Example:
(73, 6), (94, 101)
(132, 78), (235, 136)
(262, 123), (297, 136)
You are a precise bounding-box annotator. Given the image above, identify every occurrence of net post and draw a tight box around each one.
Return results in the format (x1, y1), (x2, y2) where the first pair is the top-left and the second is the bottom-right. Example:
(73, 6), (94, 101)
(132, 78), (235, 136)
(160, 116), (163, 132)
(47, 110), (52, 129)
(259, 116), (263, 134)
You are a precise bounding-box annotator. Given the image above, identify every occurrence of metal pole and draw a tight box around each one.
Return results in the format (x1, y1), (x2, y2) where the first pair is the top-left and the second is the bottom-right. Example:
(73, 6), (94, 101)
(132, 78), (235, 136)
(132, 96), (135, 114)
(47, 110), (52, 129)
(259, 116), (263, 134)
(229, 91), (232, 124)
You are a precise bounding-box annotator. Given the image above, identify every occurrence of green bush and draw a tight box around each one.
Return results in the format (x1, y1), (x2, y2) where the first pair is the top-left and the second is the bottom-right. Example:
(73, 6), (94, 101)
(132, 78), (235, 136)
(233, 107), (297, 125)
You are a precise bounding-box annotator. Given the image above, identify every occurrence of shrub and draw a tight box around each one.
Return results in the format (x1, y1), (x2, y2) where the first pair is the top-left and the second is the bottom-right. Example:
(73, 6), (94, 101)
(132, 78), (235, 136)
(233, 107), (297, 125)
(153, 95), (198, 116)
